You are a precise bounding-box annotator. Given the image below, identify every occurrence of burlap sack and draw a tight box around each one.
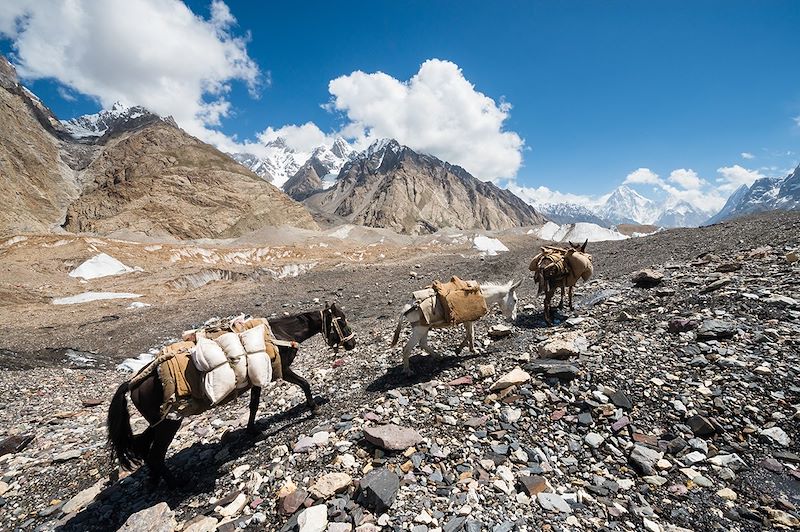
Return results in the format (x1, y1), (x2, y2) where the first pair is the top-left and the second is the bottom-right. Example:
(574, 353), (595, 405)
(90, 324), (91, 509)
(432, 276), (488, 325)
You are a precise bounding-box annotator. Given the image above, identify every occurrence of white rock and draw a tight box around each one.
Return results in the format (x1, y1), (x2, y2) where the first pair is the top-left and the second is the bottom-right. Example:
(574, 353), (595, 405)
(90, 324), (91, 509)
(537, 492), (572, 513)
(297, 505), (328, 532)
(760, 427), (790, 446)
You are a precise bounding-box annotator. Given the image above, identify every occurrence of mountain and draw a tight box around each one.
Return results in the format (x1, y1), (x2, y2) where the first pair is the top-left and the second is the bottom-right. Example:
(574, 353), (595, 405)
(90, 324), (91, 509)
(655, 200), (715, 228)
(283, 139), (356, 201)
(303, 139), (545, 234)
(60, 101), (166, 141)
(0, 56), (82, 234)
(706, 165), (800, 224)
(230, 136), (355, 187)
(0, 54), (316, 238)
(598, 185), (661, 225)
(537, 203), (610, 227)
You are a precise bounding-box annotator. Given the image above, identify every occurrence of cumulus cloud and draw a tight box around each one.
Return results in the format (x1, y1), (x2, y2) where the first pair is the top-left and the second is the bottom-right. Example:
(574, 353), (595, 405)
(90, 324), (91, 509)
(255, 123), (331, 153)
(716, 165), (765, 192)
(0, 0), (260, 148)
(794, 116), (800, 127)
(741, 152), (755, 160)
(667, 168), (705, 190)
(327, 59), (523, 181)
(623, 168), (661, 186)
(504, 181), (599, 207)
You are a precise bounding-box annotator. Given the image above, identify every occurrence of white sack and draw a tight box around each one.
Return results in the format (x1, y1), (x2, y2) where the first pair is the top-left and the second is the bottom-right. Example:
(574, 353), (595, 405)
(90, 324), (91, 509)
(215, 332), (246, 358)
(193, 337), (227, 372)
(203, 364), (237, 405)
(240, 325), (266, 353)
(247, 351), (272, 387)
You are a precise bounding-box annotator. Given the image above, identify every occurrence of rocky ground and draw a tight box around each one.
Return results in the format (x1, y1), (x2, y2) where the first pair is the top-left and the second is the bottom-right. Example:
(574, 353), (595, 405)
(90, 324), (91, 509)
(0, 212), (798, 532)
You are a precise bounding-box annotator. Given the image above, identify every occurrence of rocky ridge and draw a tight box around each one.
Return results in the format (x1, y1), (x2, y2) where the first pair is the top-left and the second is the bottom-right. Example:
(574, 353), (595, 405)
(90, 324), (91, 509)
(0, 212), (797, 531)
(303, 140), (546, 234)
(0, 55), (317, 239)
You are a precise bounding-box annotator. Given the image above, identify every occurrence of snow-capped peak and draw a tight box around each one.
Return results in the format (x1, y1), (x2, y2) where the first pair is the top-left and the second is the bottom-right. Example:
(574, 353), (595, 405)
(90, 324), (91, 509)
(60, 101), (155, 139)
(598, 185), (661, 225)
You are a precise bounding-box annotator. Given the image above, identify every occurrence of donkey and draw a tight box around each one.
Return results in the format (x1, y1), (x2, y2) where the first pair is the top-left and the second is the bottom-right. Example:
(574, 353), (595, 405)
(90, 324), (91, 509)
(390, 280), (521, 375)
(530, 240), (592, 325)
(107, 303), (355, 487)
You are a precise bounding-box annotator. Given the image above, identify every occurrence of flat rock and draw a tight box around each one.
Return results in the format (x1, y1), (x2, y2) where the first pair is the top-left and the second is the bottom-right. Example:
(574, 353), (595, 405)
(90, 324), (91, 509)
(609, 390), (633, 410)
(687, 415), (717, 437)
(538, 334), (588, 359)
(668, 319), (698, 334)
(632, 269), (664, 287)
(630, 445), (664, 476)
(518, 475), (550, 496)
(62, 479), (105, 514)
(297, 504), (328, 532)
(309, 473), (352, 499)
(356, 468), (400, 513)
(489, 367), (530, 391)
(182, 516), (219, 532)
(760, 427), (790, 447)
(536, 492), (572, 513)
(696, 320), (736, 340)
(118, 502), (176, 532)
(524, 360), (578, 380)
(488, 325), (513, 339)
(363, 424), (422, 451)
(280, 488), (308, 515)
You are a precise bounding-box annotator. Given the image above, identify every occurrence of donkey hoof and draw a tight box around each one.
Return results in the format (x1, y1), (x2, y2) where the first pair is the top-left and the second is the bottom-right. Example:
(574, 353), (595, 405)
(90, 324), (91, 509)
(246, 425), (261, 436)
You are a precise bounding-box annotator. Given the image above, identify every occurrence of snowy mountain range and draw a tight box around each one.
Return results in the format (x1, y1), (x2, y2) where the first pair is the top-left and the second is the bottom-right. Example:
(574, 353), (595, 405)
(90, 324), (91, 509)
(230, 136), (355, 187)
(536, 185), (716, 229)
(706, 164), (800, 224)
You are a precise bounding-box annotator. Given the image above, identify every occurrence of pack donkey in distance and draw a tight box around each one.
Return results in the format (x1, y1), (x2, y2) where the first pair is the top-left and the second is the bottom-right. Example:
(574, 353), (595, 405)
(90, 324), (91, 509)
(391, 279), (521, 375)
(107, 303), (355, 487)
(530, 240), (593, 325)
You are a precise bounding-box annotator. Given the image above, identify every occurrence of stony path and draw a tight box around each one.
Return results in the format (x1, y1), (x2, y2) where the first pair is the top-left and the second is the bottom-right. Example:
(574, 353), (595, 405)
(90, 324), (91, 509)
(0, 213), (798, 531)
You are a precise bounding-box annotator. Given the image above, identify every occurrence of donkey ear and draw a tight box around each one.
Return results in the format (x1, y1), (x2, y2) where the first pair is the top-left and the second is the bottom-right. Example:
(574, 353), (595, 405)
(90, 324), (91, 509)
(569, 241), (575, 248)
(581, 239), (588, 252)
(325, 301), (331, 309)
(511, 279), (523, 290)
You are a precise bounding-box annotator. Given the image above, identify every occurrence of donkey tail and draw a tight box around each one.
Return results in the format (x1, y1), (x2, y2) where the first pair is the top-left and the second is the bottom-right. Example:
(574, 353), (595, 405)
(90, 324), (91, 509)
(390, 303), (414, 347)
(107, 381), (143, 471)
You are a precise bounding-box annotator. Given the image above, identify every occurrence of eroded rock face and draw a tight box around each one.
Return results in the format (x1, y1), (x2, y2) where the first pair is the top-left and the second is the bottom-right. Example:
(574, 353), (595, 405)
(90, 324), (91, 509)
(303, 140), (545, 234)
(64, 124), (318, 239)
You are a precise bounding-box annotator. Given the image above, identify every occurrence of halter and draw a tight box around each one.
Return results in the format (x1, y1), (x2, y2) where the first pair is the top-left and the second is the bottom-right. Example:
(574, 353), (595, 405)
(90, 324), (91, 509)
(320, 308), (354, 350)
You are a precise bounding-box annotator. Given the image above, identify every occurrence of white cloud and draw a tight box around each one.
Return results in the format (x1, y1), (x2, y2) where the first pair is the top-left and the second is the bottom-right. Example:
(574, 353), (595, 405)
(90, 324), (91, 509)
(255, 123), (331, 153)
(716, 165), (765, 192)
(327, 59), (523, 181)
(0, 0), (260, 146)
(794, 115), (800, 127)
(623, 168), (661, 185)
(741, 152), (754, 160)
(667, 168), (704, 190)
(505, 181), (599, 207)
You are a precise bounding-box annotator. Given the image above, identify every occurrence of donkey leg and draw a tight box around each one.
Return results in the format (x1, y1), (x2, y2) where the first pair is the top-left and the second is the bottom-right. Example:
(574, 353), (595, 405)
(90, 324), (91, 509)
(247, 387), (261, 434)
(466, 322), (476, 353)
(419, 329), (443, 360)
(283, 367), (317, 413)
(544, 290), (554, 325)
(569, 286), (575, 310)
(146, 419), (182, 487)
(558, 285), (565, 309)
(402, 325), (424, 375)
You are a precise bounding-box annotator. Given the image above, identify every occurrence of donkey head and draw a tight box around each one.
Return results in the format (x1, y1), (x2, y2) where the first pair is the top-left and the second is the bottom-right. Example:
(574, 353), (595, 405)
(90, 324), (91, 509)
(500, 279), (523, 322)
(324, 302), (356, 352)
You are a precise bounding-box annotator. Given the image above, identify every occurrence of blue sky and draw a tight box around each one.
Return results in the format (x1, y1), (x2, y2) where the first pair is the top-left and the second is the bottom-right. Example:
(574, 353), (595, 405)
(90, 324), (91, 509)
(1, 0), (798, 207)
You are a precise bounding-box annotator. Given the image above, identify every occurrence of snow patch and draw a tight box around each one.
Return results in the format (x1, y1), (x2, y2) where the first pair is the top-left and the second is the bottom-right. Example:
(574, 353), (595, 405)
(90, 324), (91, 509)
(533, 222), (627, 242)
(53, 292), (141, 305)
(69, 253), (136, 280)
(473, 236), (509, 256)
(127, 301), (151, 310)
(265, 263), (318, 279)
(329, 225), (354, 239)
(116, 351), (157, 373)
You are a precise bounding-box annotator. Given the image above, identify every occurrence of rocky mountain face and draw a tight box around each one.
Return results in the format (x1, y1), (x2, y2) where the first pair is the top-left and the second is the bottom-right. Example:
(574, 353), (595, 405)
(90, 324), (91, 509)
(0, 56), (82, 234)
(303, 139), (546, 234)
(64, 122), (318, 238)
(707, 165), (800, 224)
(283, 139), (356, 201)
(0, 55), (316, 238)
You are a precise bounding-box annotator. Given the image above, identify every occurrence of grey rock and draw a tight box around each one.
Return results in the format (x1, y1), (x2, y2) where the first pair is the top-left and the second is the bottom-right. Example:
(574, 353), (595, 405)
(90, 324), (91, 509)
(356, 468), (400, 513)
(696, 320), (737, 340)
(363, 424), (422, 451)
(117, 502), (176, 532)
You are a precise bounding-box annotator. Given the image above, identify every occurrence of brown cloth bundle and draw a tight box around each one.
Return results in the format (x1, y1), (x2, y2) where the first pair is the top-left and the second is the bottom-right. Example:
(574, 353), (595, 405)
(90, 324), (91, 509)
(432, 276), (488, 325)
